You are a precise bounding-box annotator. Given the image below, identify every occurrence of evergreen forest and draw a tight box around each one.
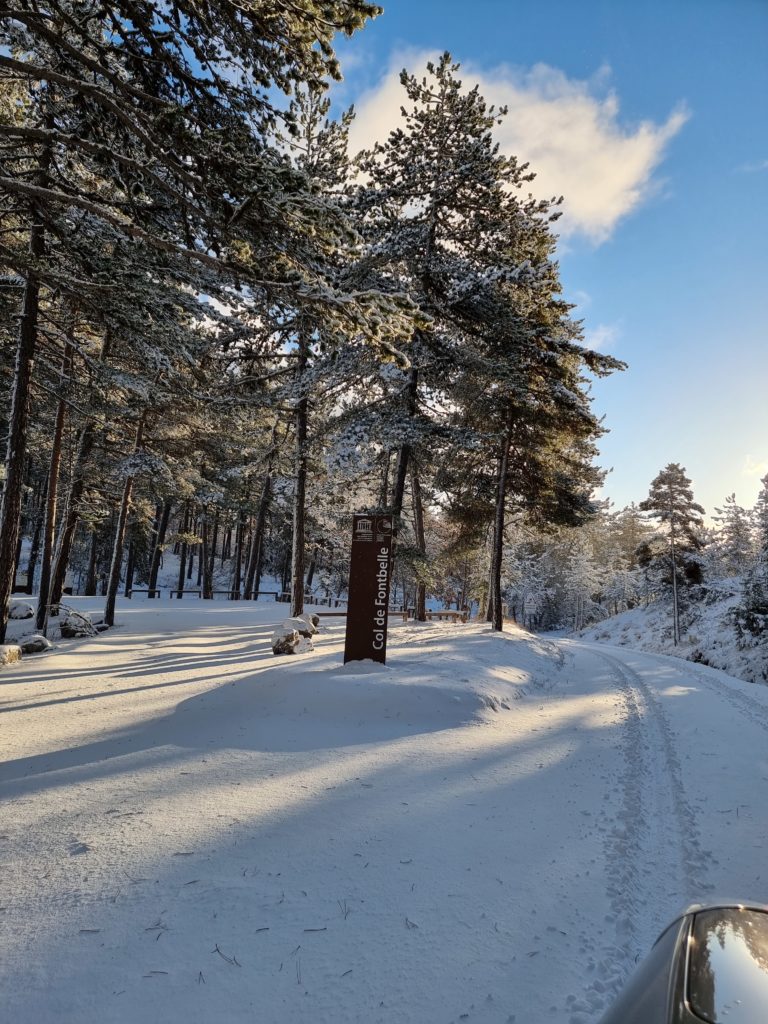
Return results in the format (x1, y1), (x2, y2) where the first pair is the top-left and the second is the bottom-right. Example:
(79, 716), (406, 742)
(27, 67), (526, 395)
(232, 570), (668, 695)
(2, 2), (766, 654)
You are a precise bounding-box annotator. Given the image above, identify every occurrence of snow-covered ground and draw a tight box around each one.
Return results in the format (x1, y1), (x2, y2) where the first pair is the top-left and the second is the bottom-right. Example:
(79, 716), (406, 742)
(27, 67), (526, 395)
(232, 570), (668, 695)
(3, 598), (768, 1023)
(577, 581), (768, 685)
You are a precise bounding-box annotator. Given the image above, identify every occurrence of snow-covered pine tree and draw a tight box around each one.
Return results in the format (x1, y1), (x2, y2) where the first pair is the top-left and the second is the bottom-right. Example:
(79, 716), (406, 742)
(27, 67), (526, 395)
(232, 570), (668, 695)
(639, 463), (705, 645)
(354, 53), (623, 628)
(754, 474), (768, 558)
(735, 475), (768, 639)
(712, 493), (755, 577)
(0, 0), (417, 640)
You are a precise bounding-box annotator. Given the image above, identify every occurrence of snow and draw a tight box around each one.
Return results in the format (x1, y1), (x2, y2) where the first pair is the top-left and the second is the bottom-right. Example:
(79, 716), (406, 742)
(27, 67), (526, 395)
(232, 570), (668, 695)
(2, 599), (768, 1022)
(577, 581), (768, 684)
(8, 601), (34, 620)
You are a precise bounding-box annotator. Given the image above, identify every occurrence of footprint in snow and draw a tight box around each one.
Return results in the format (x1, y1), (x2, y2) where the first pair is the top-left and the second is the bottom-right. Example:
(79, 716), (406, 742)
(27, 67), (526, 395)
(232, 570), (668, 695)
(69, 840), (91, 855)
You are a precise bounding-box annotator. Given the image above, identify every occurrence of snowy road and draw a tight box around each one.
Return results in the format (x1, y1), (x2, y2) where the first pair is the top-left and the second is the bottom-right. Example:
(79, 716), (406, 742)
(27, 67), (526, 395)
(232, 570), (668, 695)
(2, 601), (768, 1023)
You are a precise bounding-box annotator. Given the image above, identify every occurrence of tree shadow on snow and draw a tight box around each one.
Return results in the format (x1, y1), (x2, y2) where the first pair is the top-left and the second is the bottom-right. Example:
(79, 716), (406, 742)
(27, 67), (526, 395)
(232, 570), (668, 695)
(0, 660), (493, 796)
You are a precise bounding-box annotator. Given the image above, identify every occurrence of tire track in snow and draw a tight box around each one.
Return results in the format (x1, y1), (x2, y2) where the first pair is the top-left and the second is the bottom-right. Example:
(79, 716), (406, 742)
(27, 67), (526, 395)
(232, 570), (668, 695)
(586, 645), (768, 735)
(597, 649), (712, 899)
(567, 646), (711, 1023)
(683, 662), (768, 734)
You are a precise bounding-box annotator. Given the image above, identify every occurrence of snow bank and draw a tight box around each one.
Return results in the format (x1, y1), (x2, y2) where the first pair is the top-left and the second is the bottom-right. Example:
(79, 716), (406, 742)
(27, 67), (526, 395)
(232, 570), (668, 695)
(578, 583), (768, 684)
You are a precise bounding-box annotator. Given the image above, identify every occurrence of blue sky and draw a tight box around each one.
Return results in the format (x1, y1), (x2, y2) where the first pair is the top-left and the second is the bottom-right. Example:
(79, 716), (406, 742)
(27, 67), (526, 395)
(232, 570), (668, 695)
(330, 0), (768, 518)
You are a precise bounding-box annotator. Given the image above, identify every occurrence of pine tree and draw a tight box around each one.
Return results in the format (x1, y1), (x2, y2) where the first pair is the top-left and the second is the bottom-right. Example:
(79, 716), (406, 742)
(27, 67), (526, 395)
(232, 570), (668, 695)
(735, 475), (768, 638)
(639, 463), (705, 644)
(355, 53), (623, 629)
(0, 1), (416, 640)
(755, 475), (768, 557)
(712, 493), (755, 576)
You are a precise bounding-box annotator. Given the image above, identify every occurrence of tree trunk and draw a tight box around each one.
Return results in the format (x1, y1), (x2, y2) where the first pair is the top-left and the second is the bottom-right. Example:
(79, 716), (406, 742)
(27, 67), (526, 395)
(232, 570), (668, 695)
(177, 502), (189, 598)
(104, 414), (146, 626)
(84, 529), (99, 596)
(379, 451), (391, 509)
(123, 539), (136, 598)
(305, 544), (319, 593)
(231, 512), (244, 599)
(0, 139), (50, 644)
(207, 508), (219, 588)
(201, 511), (213, 599)
(245, 425), (279, 600)
(253, 532), (266, 597)
(26, 472), (48, 597)
(13, 525), (24, 593)
(281, 551), (291, 596)
(489, 419), (512, 632)
(245, 476), (271, 600)
(670, 525), (680, 646)
(13, 457), (29, 589)
(411, 463), (427, 621)
(196, 527), (204, 587)
(147, 497), (173, 597)
(36, 340), (72, 634)
(391, 368), (419, 518)
(187, 532), (195, 579)
(49, 421), (95, 609)
(291, 337), (309, 618)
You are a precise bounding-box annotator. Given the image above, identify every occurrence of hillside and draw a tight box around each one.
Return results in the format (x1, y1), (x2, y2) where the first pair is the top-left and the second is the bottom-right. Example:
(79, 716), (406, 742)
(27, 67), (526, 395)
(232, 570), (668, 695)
(577, 579), (768, 684)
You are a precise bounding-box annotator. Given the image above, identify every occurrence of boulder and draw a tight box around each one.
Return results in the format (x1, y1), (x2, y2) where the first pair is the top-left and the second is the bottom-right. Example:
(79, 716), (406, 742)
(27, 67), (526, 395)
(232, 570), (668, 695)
(281, 615), (317, 639)
(272, 627), (300, 655)
(0, 645), (22, 666)
(8, 602), (34, 620)
(59, 610), (94, 638)
(19, 634), (52, 655)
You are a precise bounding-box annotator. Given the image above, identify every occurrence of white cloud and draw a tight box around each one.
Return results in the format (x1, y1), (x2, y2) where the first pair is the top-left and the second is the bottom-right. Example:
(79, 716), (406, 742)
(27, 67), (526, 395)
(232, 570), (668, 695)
(738, 158), (768, 173)
(742, 454), (768, 478)
(583, 323), (621, 352)
(347, 51), (688, 244)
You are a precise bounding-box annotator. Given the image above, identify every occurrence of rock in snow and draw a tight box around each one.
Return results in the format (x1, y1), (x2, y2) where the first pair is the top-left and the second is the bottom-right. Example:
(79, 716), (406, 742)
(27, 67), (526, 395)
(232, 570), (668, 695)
(8, 602), (34, 620)
(19, 635), (52, 655)
(59, 610), (94, 638)
(281, 615), (317, 639)
(271, 627), (301, 655)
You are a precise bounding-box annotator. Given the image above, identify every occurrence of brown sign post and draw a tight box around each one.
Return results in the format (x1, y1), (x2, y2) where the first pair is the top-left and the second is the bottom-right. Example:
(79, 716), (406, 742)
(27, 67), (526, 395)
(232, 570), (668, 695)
(343, 514), (394, 664)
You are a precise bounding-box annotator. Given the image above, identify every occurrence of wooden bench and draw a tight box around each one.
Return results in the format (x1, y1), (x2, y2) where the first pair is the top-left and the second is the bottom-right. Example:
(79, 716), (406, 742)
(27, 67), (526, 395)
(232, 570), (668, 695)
(126, 588), (162, 598)
(426, 609), (468, 623)
(169, 589), (202, 599)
